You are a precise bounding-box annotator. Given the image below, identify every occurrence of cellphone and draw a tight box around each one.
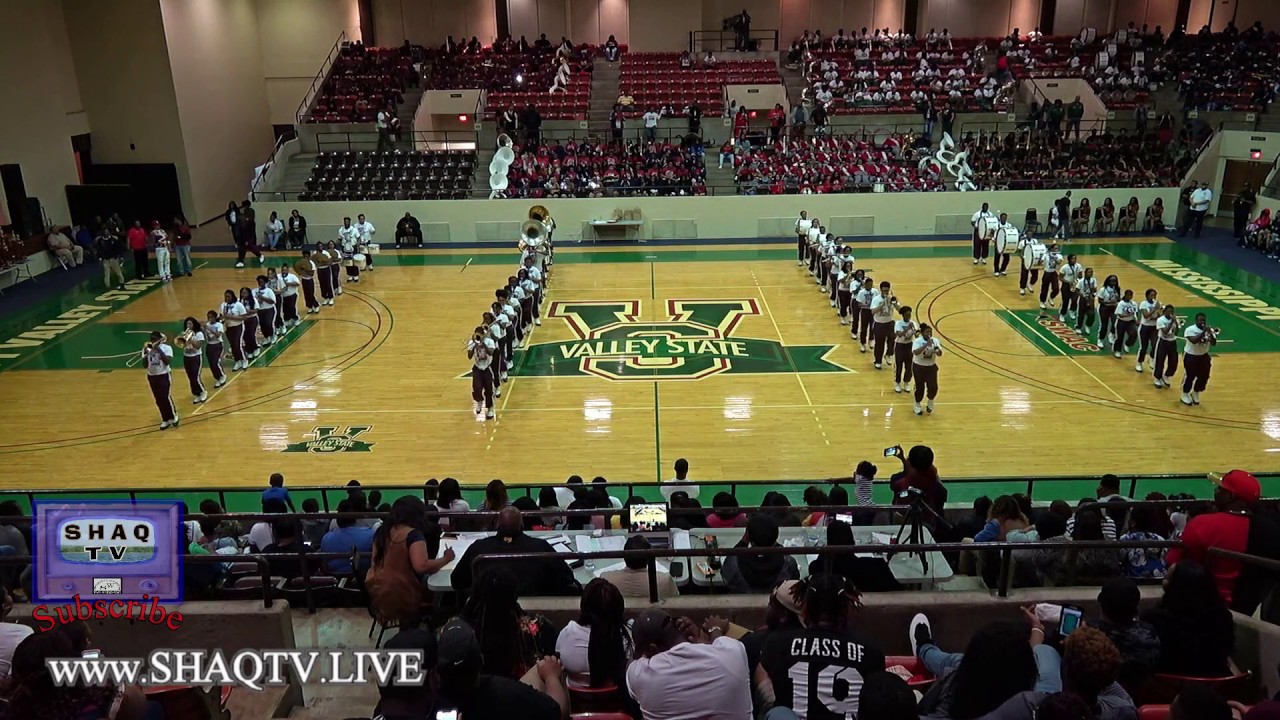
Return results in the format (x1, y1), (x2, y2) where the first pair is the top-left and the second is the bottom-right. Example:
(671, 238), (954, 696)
(435, 711), (459, 720)
(834, 513), (854, 525)
(883, 446), (899, 457)
(1058, 605), (1083, 636)
(82, 649), (101, 659)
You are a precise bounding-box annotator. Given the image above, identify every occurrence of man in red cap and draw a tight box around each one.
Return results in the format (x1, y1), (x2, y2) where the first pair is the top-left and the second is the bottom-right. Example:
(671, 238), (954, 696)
(1165, 470), (1277, 613)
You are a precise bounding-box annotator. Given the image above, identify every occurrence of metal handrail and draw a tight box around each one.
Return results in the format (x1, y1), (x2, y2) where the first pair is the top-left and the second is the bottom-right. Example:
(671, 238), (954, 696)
(690, 29), (781, 53)
(314, 129), (479, 153)
(295, 31), (348, 123)
(250, 133), (295, 196)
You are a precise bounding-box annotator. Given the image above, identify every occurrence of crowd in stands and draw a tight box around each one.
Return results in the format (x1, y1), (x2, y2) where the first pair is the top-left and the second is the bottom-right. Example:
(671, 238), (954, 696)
(1166, 21), (1280, 111)
(729, 132), (946, 195)
(617, 52), (778, 118)
(307, 41), (418, 124)
(962, 126), (1190, 192)
(500, 138), (706, 198)
(424, 34), (596, 119)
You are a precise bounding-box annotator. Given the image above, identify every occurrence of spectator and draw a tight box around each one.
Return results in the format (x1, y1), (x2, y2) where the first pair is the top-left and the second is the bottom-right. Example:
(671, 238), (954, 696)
(660, 457), (697, 501)
(759, 574), (886, 718)
(451, 507), (580, 596)
(912, 614), (1050, 719)
(395, 212), (423, 247)
(536, 487), (565, 529)
(261, 519), (312, 580)
(46, 227), (83, 268)
(707, 492), (748, 529)
(955, 497), (994, 540)
(460, 565), (559, 679)
(263, 211), (284, 251)
(603, 35), (620, 63)
(627, 609), (751, 719)
(1119, 505), (1168, 578)
(889, 445), (948, 523)
(975, 495), (1031, 542)
(321, 499), (376, 575)
(299, 498), (328, 547)
(126, 220), (149, 280)
(1179, 182), (1213, 238)
(721, 514), (799, 593)
(858, 672), (918, 720)
(1, 630), (152, 720)
(1033, 693), (1098, 720)
(480, 479), (511, 526)
(762, 492), (803, 528)
(94, 226), (127, 290)
(286, 209), (307, 250)
(437, 477), (471, 531)
(739, 580), (803, 671)
(800, 486), (829, 527)
(642, 107), (661, 141)
(1066, 96), (1085, 139)
(718, 139), (735, 170)
(1141, 560), (1234, 677)
(668, 491), (702, 531)
(555, 578), (630, 687)
(262, 472), (296, 511)
(1094, 576), (1161, 690)
(825, 520), (902, 591)
(429, 619), (568, 720)
(0, 589), (32, 680)
(791, 102), (806, 139)
(977, 627), (1133, 719)
(249, 498), (289, 552)
(601, 534), (680, 600)
(365, 496), (452, 626)
(593, 475), (623, 509)
(1042, 509), (1122, 585)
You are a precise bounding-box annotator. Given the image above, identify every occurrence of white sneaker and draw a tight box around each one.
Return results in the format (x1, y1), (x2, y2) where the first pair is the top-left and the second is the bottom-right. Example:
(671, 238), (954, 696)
(859, 343), (867, 353)
(926, 398), (934, 413)
(909, 613), (932, 657)
(874, 362), (882, 369)
(973, 258), (979, 265)
(1049, 299), (1056, 307)
(1135, 362), (1143, 372)
(1114, 351), (1122, 358)
(1039, 301), (1046, 309)
(1192, 391), (1201, 405)
(234, 262), (245, 268)
(840, 318), (848, 325)
(159, 420), (171, 430)
(215, 376), (227, 387)
(981, 258), (987, 265)
(1154, 377), (1164, 388)
(473, 401), (482, 414)
(194, 393), (207, 404)
(336, 287), (344, 295)
(913, 402), (923, 415)
(258, 255), (266, 264)
(894, 383), (902, 393)
(485, 408), (495, 419)
(1058, 315), (1066, 323)
(1181, 392), (1194, 405)
(170, 416), (179, 428)
(500, 373), (509, 382)
(535, 319), (542, 326)
(829, 299), (836, 307)
(495, 387), (502, 397)
(1020, 288), (1026, 296)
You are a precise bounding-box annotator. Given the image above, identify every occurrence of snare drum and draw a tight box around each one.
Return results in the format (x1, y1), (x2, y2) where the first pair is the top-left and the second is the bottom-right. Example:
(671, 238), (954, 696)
(352, 253), (368, 270)
(1022, 241), (1048, 269)
(995, 226), (1020, 255)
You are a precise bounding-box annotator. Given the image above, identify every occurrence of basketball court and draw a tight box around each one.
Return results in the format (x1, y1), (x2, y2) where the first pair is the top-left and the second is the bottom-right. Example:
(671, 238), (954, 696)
(2, 236), (1277, 504)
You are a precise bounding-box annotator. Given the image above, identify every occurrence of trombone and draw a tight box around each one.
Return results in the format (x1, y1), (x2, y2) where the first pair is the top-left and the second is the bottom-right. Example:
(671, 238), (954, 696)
(127, 332), (167, 367)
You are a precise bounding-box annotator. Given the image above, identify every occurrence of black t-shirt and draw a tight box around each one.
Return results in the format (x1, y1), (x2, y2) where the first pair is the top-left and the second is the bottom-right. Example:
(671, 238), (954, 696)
(761, 626), (886, 720)
(435, 675), (562, 720)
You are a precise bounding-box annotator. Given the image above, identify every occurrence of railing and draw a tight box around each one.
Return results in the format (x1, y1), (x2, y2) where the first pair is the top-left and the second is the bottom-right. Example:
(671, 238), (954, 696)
(314, 129), (479, 153)
(295, 31), (348, 124)
(690, 28), (780, 53)
(1262, 150), (1280, 200)
(250, 132), (296, 197)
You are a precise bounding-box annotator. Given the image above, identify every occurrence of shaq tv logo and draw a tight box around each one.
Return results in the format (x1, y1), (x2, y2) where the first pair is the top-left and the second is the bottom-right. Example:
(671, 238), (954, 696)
(59, 518), (156, 563)
(513, 299), (848, 381)
(34, 501), (183, 602)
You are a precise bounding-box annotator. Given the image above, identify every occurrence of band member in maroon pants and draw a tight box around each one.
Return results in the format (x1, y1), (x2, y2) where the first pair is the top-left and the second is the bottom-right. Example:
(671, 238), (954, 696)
(491, 300), (514, 379)
(279, 262), (301, 328)
(202, 310), (228, 388)
(142, 331), (179, 429)
(221, 290), (250, 372)
(238, 287), (261, 360)
(298, 252), (321, 313)
(854, 276), (875, 352)
(870, 281), (895, 370)
(468, 325), (497, 420)
(175, 317), (207, 404)
(326, 240), (344, 296)
(253, 275), (278, 346)
(1181, 312), (1218, 406)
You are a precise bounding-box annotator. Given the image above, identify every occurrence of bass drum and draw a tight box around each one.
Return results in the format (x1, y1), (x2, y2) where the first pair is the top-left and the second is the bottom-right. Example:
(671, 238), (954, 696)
(994, 226), (1020, 255)
(978, 215), (999, 241)
(1022, 241), (1048, 269)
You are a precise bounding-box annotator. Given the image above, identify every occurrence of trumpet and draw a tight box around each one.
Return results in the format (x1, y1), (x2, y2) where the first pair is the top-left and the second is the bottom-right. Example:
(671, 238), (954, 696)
(173, 329), (195, 348)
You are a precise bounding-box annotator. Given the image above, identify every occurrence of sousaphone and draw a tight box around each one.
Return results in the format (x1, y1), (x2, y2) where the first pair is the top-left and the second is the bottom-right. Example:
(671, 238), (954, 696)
(519, 219), (544, 251)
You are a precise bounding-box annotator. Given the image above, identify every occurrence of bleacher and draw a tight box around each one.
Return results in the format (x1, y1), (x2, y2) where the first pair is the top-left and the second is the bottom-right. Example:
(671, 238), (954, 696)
(1008, 35), (1157, 111)
(802, 36), (994, 114)
(298, 149), (476, 202)
(618, 53), (780, 118)
(305, 44), (416, 124)
(732, 133), (943, 194)
(501, 139), (706, 199)
(1167, 26), (1280, 112)
(423, 44), (596, 120)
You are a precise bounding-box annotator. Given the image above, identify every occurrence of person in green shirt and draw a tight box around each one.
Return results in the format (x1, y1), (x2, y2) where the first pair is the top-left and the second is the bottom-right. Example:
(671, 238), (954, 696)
(1046, 100), (1065, 137)
(1067, 96), (1085, 140)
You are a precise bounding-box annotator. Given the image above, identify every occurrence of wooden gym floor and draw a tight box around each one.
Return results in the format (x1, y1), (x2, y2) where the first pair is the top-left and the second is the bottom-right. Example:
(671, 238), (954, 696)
(1, 236), (1277, 500)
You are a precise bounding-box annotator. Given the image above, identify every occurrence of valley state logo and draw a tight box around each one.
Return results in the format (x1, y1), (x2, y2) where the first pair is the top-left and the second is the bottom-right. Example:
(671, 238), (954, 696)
(282, 426), (376, 453)
(515, 300), (848, 381)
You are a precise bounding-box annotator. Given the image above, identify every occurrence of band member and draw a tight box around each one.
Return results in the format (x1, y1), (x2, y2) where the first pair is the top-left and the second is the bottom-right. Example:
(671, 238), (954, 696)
(807, 220), (823, 277)
(818, 234), (835, 293)
(912, 323), (942, 415)
(854, 277), (875, 352)
(254, 275), (278, 346)
(516, 270), (536, 335)
(971, 202), (995, 264)
(338, 218), (361, 283)
(483, 312), (504, 396)
(1182, 313), (1217, 405)
(795, 211), (812, 266)
(490, 301), (514, 379)
(176, 317), (207, 404)
(892, 305), (917, 393)
(287, 209), (308, 249)
(1074, 267), (1098, 338)
(467, 325), (497, 420)
(1039, 243), (1063, 310)
(354, 213), (376, 270)
(1136, 288), (1161, 372)
(326, 240), (343, 295)
(836, 261), (855, 325)
(221, 290), (250, 371)
(142, 331), (179, 429)
(870, 281), (895, 370)
(522, 255), (544, 326)
(278, 262), (301, 328)
(239, 287), (261, 359)
(507, 280), (528, 346)
(993, 213), (1015, 276)
(203, 310), (228, 388)
(1017, 233), (1042, 295)
(1153, 304), (1179, 389)
(314, 242), (335, 305)
(298, 251), (320, 313)
(267, 268), (287, 334)
(1057, 253), (1083, 323)
(1112, 289), (1139, 358)
(1097, 275), (1121, 346)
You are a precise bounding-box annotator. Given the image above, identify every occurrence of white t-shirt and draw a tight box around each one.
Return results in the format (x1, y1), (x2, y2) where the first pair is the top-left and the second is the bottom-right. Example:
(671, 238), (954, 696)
(556, 620), (633, 683)
(144, 343), (173, 376)
(912, 336), (941, 366)
(1060, 263), (1083, 287)
(1138, 299), (1161, 326)
(1190, 188), (1212, 212)
(1156, 315), (1178, 341)
(182, 331), (204, 357)
(0, 623), (34, 679)
(281, 272), (301, 297)
(627, 636), (752, 720)
(871, 293), (893, 324)
(642, 111), (660, 128)
(795, 218), (812, 235)
(660, 478), (700, 501)
(354, 221), (376, 243)
(248, 521), (274, 551)
(222, 301), (246, 327)
(253, 286), (277, 309)
(1115, 299), (1138, 322)
(893, 319), (916, 344)
(1077, 276), (1098, 301)
(204, 320), (226, 345)
(469, 337), (497, 370)
(1184, 324), (1212, 356)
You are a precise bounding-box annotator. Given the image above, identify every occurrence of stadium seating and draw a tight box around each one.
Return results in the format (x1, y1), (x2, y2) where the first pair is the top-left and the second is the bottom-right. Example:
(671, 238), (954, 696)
(299, 149), (475, 201)
(422, 44), (596, 120)
(501, 140), (706, 199)
(618, 53), (780, 118)
(306, 43), (416, 124)
(731, 133), (943, 194)
(964, 128), (1186, 191)
(1167, 26), (1280, 111)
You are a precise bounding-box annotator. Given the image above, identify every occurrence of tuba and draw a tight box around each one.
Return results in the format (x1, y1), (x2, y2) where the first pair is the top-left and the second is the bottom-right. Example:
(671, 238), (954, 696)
(294, 258), (313, 277)
(519, 219), (544, 251)
(529, 205), (551, 225)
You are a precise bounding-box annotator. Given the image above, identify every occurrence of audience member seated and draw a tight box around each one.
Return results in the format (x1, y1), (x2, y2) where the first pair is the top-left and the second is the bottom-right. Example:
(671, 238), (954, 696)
(451, 507), (580, 596)
(260, 519), (313, 580)
(395, 212), (423, 247)
(46, 227), (83, 268)
(1168, 684), (1240, 720)
(248, 498), (288, 551)
(706, 492), (749, 529)
(1, 629), (152, 719)
(982, 626), (1133, 719)
(1093, 577), (1161, 690)
(619, 52), (777, 118)
(733, 133), (943, 195)
(1140, 560), (1235, 678)
(502, 138), (705, 199)
(320, 499), (376, 575)
(365, 496), (453, 626)
(1119, 506), (1168, 579)
(1245, 208), (1274, 256)
(825, 520), (902, 591)
(1168, 23), (1280, 111)
(721, 514), (799, 593)
(554, 578), (631, 687)
(966, 128), (1182, 191)
(306, 42), (416, 123)
(912, 612), (1054, 718)
(599, 535), (680, 599)
(974, 495), (1031, 542)
(627, 609), (752, 719)
(602, 34), (621, 62)
(0, 589), (31, 681)
(460, 566), (559, 679)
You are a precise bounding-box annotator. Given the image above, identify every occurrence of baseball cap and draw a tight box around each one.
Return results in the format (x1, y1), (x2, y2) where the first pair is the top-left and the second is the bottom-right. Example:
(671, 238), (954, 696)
(436, 617), (482, 672)
(1210, 469), (1261, 504)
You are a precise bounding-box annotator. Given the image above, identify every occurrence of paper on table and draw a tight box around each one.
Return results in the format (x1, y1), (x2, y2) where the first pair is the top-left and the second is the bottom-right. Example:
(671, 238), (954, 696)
(440, 533), (489, 569)
(574, 535), (628, 554)
(672, 529), (691, 550)
(592, 561), (669, 578)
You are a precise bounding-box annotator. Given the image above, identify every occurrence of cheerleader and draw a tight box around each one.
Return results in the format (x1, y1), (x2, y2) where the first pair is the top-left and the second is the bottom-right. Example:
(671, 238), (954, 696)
(1074, 267), (1098, 338)
(1057, 253), (1084, 323)
(314, 242), (336, 306)
(795, 211), (812, 265)
(239, 287), (261, 360)
(279, 262), (301, 329)
(1181, 313), (1217, 405)
(836, 261), (855, 325)
(854, 277), (875, 352)
(202, 310), (228, 388)
(1153, 304), (1179, 389)
(490, 301), (514, 379)
(221, 290), (251, 371)
(467, 325), (498, 420)
(1097, 275), (1121, 346)
(870, 281), (895, 370)
(1135, 289), (1161, 372)
(326, 240), (344, 296)
(1111, 289), (1139, 358)
(1038, 243), (1063, 310)
(176, 317), (207, 403)
(892, 305), (917, 393)
(253, 275), (278, 346)
(267, 268), (286, 335)
(152, 223), (173, 283)
(338, 218), (361, 283)
(911, 323), (942, 415)
(298, 251), (321, 314)
(970, 202), (995, 265)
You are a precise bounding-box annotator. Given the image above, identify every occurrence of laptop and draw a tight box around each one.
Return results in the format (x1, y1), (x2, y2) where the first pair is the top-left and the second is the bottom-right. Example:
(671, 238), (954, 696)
(628, 503), (672, 549)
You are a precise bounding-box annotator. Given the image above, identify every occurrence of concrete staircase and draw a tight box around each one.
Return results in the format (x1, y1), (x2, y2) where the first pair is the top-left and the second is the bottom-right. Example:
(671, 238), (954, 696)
(399, 86), (424, 130)
(704, 153), (737, 193)
(779, 62), (808, 108)
(589, 60), (622, 135)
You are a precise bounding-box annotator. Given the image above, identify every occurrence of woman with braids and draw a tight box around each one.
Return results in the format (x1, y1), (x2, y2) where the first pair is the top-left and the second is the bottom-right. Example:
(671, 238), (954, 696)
(0, 629), (152, 720)
(555, 578), (631, 688)
(756, 574), (887, 720)
(460, 565), (559, 679)
(364, 496), (453, 627)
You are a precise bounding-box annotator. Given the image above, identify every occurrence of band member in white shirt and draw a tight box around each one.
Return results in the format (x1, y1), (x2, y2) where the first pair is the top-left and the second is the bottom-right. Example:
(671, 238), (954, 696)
(807, 220), (823, 277)
(836, 261), (856, 325)
(892, 305), (918, 393)
(202, 310), (228, 388)
(795, 211), (812, 266)
(911, 323), (942, 415)
(490, 301), (513, 380)
(1039, 243), (1063, 310)
(325, 240), (344, 296)
(175, 317), (207, 404)
(1057, 253), (1083, 323)
(1135, 289), (1161, 372)
(522, 255), (544, 326)
(1073, 267), (1098, 338)
(1181, 313), (1217, 405)
(313, 242), (335, 306)
(870, 281), (896, 369)
(1153, 304), (1180, 389)
(298, 251), (320, 314)
(267, 268), (287, 334)
(238, 287), (261, 360)
(1017, 233), (1042, 295)
(142, 331), (179, 429)
(483, 312), (504, 397)
(1111, 289), (1139, 358)
(971, 202), (995, 265)
(993, 213), (1016, 276)
(1097, 275), (1121, 346)
(338, 218), (362, 283)
(279, 263), (301, 328)
(253, 275), (278, 346)
(854, 277), (875, 352)
(468, 325), (498, 420)
(354, 213), (376, 270)
(221, 290), (250, 371)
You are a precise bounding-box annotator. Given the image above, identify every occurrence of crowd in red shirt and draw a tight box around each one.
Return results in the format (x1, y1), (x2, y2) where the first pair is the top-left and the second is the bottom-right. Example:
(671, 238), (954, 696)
(732, 133), (943, 195)
(502, 139), (705, 199)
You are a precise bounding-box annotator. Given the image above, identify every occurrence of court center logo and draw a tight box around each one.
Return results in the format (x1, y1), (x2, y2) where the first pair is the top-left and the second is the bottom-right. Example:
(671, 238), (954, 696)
(283, 426), (376, 453)
(516, 300), (848, 381)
